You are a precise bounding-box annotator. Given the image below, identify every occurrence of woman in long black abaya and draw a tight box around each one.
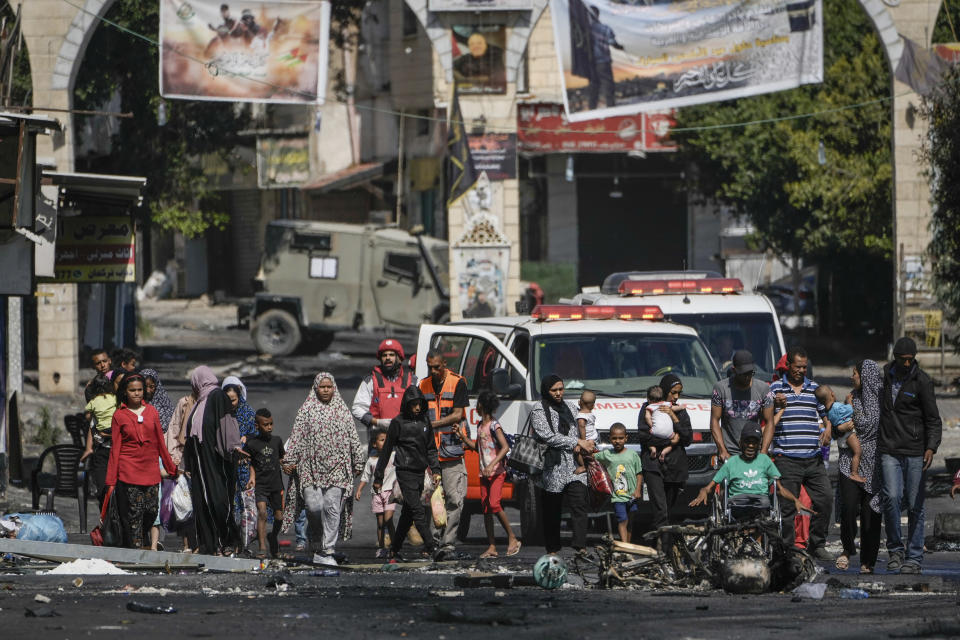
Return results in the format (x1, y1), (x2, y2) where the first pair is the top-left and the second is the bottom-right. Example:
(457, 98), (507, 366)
(183, 366), (242, 554)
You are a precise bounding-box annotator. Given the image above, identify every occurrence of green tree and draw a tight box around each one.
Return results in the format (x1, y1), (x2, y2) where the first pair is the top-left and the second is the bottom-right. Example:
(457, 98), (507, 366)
(920, 63), (960, 351)
(0, 1), (33, 107)
(74, 0), (248, 237)
(73, 0), (366, 238)
(674, 0), (892, 329)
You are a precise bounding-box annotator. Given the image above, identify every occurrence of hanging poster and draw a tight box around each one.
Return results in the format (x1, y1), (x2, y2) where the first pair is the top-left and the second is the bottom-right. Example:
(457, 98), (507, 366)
(468, 133), (517, 180)
(454, 245), (510, 318)
(430, 0), (532, 9)
(452, 25), (507, 94)
(549, 0), (823, 121)
(160, 0), (330, 104)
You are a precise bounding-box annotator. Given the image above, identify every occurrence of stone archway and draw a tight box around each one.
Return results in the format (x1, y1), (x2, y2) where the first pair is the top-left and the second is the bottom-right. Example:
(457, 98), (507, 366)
(857, 0), (942, 337)
(21, 0), (118, 171)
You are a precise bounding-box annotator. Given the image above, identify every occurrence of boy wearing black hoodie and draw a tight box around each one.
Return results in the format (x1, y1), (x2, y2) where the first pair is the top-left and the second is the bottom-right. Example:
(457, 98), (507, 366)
(374, 386), (441, 561)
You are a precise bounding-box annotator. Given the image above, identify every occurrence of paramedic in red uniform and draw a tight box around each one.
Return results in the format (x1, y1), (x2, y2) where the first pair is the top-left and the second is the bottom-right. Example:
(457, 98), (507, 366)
(352, 339), (417, 444)
(420, 349), (472, 561)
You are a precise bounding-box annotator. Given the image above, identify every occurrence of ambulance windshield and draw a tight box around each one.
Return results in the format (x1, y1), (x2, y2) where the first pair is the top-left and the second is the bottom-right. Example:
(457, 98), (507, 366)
(532, 333), (719, 399)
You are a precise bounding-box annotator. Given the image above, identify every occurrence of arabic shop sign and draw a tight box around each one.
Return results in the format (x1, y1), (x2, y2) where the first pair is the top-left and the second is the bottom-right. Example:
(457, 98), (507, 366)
(517, 103), (676, 153)
(257, 136), (310, 188)
(50, 216), (135, 283)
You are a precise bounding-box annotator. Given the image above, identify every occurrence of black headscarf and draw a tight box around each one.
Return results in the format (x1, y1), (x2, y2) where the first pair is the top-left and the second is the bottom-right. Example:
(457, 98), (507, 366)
(660, 373), (682, 402)
(540, 374), (575, 435)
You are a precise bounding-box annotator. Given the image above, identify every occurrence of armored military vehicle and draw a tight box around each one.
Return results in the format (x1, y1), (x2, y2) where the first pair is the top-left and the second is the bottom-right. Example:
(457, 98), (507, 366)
(243, 220), (450, 355)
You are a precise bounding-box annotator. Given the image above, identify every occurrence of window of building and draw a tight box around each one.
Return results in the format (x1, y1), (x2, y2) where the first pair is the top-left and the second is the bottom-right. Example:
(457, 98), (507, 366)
(402, 4), (418, 38)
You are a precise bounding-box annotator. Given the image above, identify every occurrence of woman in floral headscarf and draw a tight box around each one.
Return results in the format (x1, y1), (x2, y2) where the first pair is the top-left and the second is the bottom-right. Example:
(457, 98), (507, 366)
(141, 369), (174, 432)
(836, 359), (884, 574)
(282, 372), (365, 567)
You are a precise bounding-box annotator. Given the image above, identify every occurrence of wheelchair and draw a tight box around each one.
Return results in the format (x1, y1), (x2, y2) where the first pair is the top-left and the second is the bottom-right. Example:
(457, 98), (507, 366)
(708, 479), (782, 561)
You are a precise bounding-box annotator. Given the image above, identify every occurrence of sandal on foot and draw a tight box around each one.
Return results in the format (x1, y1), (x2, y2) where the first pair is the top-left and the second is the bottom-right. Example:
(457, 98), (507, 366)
(506, 541), (522, 557)
(479, 550), (499, 559)
(860, 565), (874, 574)
(835, 554), (850, 570)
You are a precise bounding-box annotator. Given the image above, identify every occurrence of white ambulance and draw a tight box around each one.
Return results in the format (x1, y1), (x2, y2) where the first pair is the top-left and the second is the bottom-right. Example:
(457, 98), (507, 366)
(573, 274), (787, 380)
(415, 304), (720, 544)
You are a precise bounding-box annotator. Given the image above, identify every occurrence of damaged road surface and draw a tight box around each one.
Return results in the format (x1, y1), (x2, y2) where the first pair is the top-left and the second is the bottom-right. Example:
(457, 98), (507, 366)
(1, 570), (959, 640)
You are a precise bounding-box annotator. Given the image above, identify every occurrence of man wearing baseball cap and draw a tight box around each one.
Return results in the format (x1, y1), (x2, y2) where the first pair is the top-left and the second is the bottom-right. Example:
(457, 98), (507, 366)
(352, 339), (417, 443)
(710, 349), (775, 461)
(879, 336), (942, 574)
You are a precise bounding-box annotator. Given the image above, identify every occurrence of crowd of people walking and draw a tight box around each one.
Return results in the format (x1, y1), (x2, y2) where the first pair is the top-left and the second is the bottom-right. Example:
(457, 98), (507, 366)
(78, 335), (944, 574)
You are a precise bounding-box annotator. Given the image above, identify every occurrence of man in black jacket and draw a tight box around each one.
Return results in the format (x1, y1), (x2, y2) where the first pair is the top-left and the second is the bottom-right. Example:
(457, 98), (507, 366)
(879, 336), (942, 574)
(374, 386), (442, 562)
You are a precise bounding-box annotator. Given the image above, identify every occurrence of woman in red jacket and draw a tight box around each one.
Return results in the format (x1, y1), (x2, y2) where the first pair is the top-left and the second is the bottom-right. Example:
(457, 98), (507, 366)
(106, 372), (178, 549)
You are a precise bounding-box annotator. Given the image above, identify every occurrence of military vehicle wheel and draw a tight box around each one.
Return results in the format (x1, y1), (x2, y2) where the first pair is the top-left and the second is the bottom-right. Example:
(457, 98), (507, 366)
(252, 309), (301, 356)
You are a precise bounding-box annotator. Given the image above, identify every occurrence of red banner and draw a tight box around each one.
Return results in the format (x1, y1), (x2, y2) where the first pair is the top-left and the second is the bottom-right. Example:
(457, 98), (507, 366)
(517, 103), (676, 154)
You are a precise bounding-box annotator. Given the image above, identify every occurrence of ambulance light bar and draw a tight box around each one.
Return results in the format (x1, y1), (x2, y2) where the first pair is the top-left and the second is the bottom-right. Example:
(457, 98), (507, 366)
(618, 278), (744, 295)
(531, 305), (664, 321)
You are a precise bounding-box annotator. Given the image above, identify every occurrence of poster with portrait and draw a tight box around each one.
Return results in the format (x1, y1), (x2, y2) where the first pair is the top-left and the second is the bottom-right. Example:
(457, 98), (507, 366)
(452, 25), (507, 94)
(549, 0), (822, 121)
(160, 0), (330, 104)
(454, 245), (510, 319)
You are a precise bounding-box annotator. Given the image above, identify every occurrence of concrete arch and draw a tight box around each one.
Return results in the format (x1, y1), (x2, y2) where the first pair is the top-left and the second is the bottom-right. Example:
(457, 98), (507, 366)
(21, 0), (118, 170)
(858, 0), (905, 69)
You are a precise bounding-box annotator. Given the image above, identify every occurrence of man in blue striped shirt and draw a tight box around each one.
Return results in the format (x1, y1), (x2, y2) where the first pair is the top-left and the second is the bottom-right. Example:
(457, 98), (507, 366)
(769, 346), (833, 560)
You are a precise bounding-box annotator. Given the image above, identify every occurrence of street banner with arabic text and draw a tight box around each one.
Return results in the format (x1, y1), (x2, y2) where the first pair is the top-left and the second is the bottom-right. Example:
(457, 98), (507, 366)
(549, 0), (823, 122)
(160, 0), (330, 104)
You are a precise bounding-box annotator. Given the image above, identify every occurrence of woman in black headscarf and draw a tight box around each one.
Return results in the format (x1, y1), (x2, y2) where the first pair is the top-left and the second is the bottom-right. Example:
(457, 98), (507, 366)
(531, 374), (597, 554)
(637, 373), (693, 537)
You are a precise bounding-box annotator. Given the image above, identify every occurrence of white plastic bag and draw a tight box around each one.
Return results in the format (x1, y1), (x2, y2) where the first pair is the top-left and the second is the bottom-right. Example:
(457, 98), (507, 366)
(239, 488), (258, 546)
(172, 474), (193, 522)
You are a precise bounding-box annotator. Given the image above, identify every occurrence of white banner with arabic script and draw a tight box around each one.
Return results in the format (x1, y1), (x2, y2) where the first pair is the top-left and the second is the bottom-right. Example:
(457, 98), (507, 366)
(549, 0), (822, 121)
(160, 0), (330, 104)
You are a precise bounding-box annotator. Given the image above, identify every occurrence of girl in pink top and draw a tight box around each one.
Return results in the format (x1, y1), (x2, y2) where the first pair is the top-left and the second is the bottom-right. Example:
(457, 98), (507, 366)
(473, 390), (520, 559)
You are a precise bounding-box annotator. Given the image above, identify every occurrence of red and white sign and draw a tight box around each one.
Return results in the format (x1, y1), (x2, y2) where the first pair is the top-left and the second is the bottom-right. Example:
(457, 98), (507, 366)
(517, 103), (676, 153)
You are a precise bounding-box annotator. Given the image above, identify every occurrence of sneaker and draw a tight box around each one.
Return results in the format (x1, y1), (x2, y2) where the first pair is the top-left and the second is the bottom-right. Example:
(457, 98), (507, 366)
(313, 554), (338, 567)
(295, 542), (307, 552)
(433, 548), (448, 562)
(887, 551), (904, 573)
(375, 548), (386, 559)
(388, 549), (407, 563)
(899, 562), (922, 575)
(810, 547), (833, 561)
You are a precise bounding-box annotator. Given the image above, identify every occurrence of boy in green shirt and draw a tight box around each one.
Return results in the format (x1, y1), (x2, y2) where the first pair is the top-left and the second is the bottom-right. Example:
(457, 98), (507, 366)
(690, 422), (807, 521)
(593, 423), (643, 542)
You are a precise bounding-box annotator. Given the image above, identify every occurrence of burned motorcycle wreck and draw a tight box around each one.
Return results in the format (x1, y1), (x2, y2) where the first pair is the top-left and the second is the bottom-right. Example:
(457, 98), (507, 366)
(572, 514), (818, 594)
